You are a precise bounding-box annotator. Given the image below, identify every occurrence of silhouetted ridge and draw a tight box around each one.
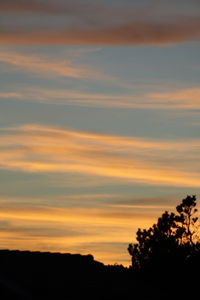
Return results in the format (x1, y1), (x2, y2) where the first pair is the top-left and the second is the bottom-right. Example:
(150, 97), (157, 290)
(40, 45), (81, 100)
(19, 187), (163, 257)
(0, 249), (102, 272)
(0, 249), (130, 300)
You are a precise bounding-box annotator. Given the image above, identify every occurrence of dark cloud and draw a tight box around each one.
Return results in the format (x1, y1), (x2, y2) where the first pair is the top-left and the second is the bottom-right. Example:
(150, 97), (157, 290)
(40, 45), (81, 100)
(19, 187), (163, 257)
(0, 17), (200, 45)
(0, 0), (112, 18)
(0, 1), (200, 45)
(0, 0), (69, 14)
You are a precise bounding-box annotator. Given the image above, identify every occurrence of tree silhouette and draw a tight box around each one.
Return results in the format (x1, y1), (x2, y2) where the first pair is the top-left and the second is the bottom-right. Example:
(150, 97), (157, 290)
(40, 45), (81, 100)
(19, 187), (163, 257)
(175, 195), (199, 245)
(128, 195), (199, 271)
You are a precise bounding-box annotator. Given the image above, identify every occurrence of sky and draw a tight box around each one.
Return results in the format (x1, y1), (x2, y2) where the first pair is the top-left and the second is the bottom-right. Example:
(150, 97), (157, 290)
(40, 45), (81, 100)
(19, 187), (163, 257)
(0, 0), (200, 266)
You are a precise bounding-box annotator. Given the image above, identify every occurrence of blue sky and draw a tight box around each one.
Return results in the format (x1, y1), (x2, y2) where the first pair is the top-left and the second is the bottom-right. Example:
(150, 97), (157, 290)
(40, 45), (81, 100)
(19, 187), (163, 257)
(0, 0), (200, 265)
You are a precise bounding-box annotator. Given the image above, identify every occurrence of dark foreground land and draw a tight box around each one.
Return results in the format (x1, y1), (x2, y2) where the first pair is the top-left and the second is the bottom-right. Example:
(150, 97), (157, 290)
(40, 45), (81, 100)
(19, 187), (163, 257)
(0, 249), (198, 300)
(0, 249), (132, 300)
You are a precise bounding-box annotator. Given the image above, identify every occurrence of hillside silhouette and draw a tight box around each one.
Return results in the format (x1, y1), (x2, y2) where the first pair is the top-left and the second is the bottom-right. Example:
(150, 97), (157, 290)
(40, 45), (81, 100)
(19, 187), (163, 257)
(0, 195), (199, 300)
(0, 249), (133, 300)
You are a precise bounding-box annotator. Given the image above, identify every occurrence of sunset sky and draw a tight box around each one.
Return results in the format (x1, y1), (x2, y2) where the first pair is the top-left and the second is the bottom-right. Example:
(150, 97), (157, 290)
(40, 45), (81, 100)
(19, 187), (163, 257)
(0, 0), (200, 266)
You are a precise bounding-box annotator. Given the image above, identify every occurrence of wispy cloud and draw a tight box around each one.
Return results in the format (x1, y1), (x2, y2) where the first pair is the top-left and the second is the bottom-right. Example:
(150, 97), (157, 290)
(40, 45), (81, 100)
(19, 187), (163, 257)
(34, 87), (200, 110)
(0, 50), (119, 84)
(148, 88), (200, 109)
(0, 92), (23, 99)
(1, 87), (200, 111)
(0, 51), (93, 79)
(0, 124), (199, 187)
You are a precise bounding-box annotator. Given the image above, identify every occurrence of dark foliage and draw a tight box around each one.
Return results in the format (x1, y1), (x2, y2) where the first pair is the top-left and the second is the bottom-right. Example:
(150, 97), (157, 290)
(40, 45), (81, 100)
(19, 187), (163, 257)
(128, 195), (200, 298)
(128, 195), (199, 271)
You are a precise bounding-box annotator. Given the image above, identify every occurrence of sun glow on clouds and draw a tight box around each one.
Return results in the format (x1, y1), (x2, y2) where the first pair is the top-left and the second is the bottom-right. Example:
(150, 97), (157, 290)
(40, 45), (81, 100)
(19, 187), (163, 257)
(1, 0), (200, 267)
(1, 86), (200, 110)
(0, 0), (200, 265)
(0, 194), (198, 265)
(0, 51), (91, 79)
(0, 124), (199, 187)
(0, 200), (164, 265)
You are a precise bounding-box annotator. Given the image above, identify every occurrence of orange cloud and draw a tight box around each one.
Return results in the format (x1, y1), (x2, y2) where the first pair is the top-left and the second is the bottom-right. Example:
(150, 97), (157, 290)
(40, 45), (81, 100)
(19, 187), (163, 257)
(0, 203), (159, 265)
(0, 195), (199, 265)
(147, 88), (200, 109)
(41, 87), (200, 110)
(1, 1), (200, 45)
(0, 0), (45, 13)
(0, 0), (71, 14)
(0, 51), (91, 79)
(0, 0), (106, 16)
(0, 124), (199, 187)
(2, 87), (200, 110)
(0, 92), (22, 99)
(1, 17), (200, 45)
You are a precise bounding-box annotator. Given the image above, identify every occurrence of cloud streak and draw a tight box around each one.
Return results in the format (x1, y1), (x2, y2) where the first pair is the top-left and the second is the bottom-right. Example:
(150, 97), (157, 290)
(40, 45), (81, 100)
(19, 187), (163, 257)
(0, 0), (108, 16)
(1, 17), (200, 45)
(2, 87), (200, 110)
(1, 1), (200, 45)
(31, 87), (200, 110)
(0, 0), (61, 14)
(0, 124), (199, 187)
(148, 88), (200, 109)
(0, 51), (93, 79)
